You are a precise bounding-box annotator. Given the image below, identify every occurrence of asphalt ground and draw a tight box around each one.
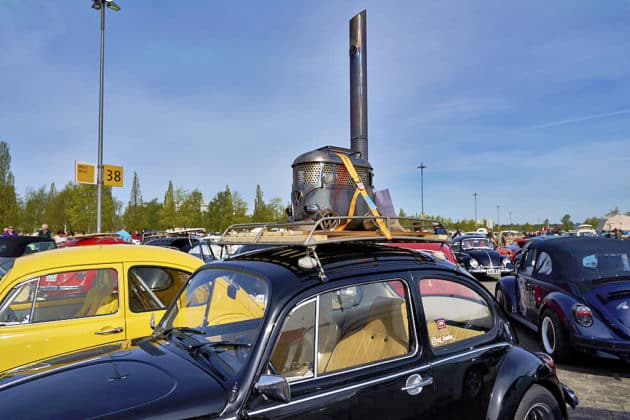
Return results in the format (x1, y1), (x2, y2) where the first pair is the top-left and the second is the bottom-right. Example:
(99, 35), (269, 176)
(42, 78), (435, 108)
(480, 280), (630, 420)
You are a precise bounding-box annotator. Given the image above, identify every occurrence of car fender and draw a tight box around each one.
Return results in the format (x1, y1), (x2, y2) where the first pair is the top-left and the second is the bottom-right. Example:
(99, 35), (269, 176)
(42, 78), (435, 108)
(486, 346), (566, 420)
(541, 292), (620, 341)
(540, 292), (577, 328)
(496, 275), (517, 314)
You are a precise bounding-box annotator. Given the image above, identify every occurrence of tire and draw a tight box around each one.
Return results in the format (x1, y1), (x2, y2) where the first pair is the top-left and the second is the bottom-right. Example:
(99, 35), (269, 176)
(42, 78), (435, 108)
(538, 310), (569, 361)
(514, 384), (562, 420)
(495, 287), (507, 313)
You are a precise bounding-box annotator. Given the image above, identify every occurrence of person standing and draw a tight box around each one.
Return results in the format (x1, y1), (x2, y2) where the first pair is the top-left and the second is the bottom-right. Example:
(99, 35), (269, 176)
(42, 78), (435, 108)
(38, 224), (51, 239)
(117, 225), (132, 242)
(2, 226), (17, 238)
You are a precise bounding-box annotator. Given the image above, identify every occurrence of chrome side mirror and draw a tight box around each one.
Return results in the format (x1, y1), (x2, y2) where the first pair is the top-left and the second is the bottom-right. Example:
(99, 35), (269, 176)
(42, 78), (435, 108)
(255, 374), (291, 403)
(150, 312), (155, 330)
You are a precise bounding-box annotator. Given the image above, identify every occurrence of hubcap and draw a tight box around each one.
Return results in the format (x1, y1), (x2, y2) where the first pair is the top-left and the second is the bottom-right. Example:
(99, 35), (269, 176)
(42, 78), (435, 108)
(524, 402), (553, 420)
(541, 317), (556, 354)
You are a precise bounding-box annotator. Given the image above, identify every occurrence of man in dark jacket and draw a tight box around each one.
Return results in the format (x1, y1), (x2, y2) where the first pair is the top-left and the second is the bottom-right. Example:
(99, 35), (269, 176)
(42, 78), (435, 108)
(38, 224), (51, 240)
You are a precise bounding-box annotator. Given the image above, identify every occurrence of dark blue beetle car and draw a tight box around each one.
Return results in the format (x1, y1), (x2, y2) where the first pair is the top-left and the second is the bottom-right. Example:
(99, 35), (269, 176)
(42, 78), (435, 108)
(0, 220), (577, 419)
(496, 237), (630, 361)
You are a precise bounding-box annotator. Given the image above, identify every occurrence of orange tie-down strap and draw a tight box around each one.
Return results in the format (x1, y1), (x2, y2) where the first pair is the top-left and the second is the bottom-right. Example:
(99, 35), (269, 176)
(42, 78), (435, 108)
(334, 152), (392, 240)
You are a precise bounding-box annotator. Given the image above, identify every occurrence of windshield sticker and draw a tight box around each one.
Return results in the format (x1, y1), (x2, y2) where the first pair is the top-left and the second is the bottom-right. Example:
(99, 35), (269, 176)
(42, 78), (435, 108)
(435, 318), (447, 330)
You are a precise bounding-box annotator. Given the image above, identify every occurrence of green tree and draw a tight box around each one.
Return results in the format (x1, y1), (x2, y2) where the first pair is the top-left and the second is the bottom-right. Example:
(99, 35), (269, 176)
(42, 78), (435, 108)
(179, 189), (204, 228)
(607, 207), (621, 216)
(0, 141), (19, 229)
(583, 216), (600, 229)
(398, 208), (408, 218)
(123, 172), (147, 231)
(266, 197), (286, 222)
(144, 198), (162, 231)
(23, 187), (48, 233)
(252, 185), (267, 222)
(561, 214), (572, 231)
(160, 181), (177, 229)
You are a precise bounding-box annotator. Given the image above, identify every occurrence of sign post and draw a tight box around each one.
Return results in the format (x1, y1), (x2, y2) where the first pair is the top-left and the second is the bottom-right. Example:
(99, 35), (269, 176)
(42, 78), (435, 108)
(75, 161), (96, 184)
(103, 164), (124, 187)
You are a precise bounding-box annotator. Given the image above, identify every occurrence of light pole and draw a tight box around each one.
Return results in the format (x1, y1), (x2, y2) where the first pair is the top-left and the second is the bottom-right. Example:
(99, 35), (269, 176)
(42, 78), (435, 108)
(473, 192), (478, 222)
(417, 162), (427, 216)
(496, 204), (500, 228)
(509, 211), (512, 226)
(91, 0), (120, 232)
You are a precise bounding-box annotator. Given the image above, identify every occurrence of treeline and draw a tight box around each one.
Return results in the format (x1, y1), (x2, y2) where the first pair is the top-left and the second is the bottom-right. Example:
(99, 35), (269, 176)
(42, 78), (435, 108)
(0, 141), (286, 234)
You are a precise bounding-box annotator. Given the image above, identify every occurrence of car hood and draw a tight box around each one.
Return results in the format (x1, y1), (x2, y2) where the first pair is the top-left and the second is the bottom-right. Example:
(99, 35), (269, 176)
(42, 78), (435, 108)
(465, 249), (502, 264)
(583, 281), (630, 337)
(0, 339), (228, 419)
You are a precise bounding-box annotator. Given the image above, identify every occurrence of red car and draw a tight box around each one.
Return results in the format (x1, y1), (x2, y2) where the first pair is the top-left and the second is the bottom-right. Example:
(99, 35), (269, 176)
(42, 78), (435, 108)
(58, 233), (130, 247)
(387, 241), (457, 264)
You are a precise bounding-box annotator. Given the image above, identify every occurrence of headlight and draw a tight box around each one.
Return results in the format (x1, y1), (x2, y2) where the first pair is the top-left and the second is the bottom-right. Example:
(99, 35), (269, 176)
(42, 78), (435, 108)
(502, 257), (511, 266)
(572, 304), (593, 327)
(469, 258), (479, 268)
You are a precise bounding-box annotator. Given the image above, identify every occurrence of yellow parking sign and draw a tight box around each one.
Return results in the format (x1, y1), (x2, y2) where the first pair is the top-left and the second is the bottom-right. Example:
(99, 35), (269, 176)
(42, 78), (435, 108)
(103, 164), (124, 187)
(75, 161), (96, 184)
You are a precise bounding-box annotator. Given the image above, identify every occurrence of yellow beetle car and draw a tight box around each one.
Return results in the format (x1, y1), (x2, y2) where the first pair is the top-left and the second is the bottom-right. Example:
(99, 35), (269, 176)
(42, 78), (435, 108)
(0, 244), (203, 372)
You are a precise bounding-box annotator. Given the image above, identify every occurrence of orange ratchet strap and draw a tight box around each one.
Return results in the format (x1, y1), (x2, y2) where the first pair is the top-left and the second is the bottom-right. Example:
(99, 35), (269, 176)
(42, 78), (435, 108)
(334, 152), (392, 240)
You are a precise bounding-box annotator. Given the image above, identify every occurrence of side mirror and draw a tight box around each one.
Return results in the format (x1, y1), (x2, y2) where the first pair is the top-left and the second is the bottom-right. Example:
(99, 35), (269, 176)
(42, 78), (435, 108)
(150, 312), (156, 330)
(255, 374), (291, 403)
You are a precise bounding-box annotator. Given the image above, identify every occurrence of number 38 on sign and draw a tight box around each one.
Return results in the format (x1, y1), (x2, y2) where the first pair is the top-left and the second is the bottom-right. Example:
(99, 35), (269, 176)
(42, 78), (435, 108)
(103, 164), (124, 187)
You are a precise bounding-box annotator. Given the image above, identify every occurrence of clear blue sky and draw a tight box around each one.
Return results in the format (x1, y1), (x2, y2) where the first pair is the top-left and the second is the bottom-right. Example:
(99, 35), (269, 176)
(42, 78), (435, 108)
(2, 1), (630, 224)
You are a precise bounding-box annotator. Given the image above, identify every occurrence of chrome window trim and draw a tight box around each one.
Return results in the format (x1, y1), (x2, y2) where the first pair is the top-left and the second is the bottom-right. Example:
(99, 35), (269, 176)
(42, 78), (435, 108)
(247, 342), (511, 416)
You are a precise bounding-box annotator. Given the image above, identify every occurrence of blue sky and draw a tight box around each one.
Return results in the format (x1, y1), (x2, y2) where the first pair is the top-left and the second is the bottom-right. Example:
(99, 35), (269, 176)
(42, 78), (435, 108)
(2, 1), (630, 225)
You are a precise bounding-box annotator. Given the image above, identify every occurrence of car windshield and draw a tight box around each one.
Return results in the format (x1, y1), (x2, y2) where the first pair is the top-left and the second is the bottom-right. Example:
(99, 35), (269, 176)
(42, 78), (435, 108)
(461, 238), (494, 250)
(156, 268), (269, 375)
(580, 252), (630, 284)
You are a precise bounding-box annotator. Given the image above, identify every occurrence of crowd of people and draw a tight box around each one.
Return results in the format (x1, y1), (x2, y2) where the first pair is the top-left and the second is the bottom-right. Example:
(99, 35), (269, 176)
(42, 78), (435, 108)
(1, 223), (138, 245)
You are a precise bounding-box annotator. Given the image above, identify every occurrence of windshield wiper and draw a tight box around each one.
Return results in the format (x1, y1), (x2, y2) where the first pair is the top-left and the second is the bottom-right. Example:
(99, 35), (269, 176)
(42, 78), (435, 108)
(192, 340), (252, 353)
(154, 326), (205, 339)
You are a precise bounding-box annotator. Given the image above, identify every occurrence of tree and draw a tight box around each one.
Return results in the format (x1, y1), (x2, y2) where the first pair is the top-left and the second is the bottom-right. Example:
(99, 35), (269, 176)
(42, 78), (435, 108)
(252, 185), (267, 222)
(144, 198), (162, 231)
(561, 214), (572, 231)
(0, 141), (19, 229)
(583, 216), (600, 229)
(266, 197), (286, 222)
(607, 207), (621, 216)
(123, 172), (147, 231)
(398, 208), (408, 218)
(23, 187), (48, 233)
(178, 189), (204, 228)
(160, 181), (177, 229)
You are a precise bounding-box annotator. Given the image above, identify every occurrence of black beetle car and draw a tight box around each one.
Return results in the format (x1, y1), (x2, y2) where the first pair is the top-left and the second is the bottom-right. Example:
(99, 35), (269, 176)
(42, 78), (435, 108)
(496, 236), (630, 362)
(451, 234), (514, 279)
(0, 235), (56, 276)
(0, 219), (577, 419)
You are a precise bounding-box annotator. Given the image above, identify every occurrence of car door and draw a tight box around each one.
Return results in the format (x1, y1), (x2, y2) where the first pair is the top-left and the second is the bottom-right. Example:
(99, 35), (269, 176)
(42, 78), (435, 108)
(415, 272), (510, 419)
(244, 276), (437, 419)
(0, 264), (126, 371)
(515, 248), (539, 325)
(123, 263), (192, 339)
(522, 250), (556, 324)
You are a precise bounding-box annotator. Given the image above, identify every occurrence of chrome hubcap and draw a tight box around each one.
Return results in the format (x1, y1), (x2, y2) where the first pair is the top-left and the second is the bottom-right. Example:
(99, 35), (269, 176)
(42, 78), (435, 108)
(524, 402), (553, 420)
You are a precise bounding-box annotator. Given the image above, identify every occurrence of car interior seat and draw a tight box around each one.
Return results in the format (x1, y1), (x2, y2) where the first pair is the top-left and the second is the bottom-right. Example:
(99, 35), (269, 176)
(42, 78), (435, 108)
(75, 270), (119, 317)
(324, 297), (409, 373)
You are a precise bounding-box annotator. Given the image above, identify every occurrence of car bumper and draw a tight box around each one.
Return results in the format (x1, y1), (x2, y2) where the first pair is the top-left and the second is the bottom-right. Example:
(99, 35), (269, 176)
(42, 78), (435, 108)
(562, 383), (579, 409)
(572, 336), (630, 360)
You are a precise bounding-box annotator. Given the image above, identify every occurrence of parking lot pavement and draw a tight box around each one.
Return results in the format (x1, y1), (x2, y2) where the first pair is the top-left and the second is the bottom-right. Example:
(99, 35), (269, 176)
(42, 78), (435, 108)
(480, 280), (630, 420)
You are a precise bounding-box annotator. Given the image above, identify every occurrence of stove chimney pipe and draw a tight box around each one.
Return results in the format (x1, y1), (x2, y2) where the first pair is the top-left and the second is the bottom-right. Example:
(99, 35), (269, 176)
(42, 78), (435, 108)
(349, 10), (368, 160)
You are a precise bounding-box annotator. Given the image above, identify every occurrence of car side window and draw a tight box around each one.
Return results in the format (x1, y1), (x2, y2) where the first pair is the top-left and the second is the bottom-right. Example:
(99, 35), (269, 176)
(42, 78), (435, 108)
(522, 250), (536, 275)
(419, 278), (493, 351)
(534, 251), (552, 276)
(128, 266), (190, 313)
(269, 279), (413, 382)
(0, 269), (119, 325)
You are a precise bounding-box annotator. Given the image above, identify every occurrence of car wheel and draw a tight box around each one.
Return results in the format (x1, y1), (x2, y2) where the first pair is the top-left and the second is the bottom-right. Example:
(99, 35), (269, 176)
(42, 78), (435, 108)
(514, 384), (562, 420)
(539, 310), (569, 361)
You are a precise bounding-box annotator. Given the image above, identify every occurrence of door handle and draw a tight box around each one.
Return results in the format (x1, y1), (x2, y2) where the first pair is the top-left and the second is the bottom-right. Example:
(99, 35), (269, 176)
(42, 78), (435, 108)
(401, 374), (433, 395)
(95, 327), (124, 335)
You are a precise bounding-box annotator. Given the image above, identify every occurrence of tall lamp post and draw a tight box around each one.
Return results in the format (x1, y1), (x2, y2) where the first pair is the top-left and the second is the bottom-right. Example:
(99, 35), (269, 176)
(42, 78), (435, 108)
(417, 162), (427, 216)
(91, 0), (120, 232)
(496, 204), (500, 228)
(473, 192), (478, 222)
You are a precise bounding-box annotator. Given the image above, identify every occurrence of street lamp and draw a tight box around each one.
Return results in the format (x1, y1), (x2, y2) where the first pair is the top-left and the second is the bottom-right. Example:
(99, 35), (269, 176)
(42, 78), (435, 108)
(496, 204), (500, 228)
(473, 192), (478, 222)
(91, 0), (121, 232)
(417, 162), (427, 216)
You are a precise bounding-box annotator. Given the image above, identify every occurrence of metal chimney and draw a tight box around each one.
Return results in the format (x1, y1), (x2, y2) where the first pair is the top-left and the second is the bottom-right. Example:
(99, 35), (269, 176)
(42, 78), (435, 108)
(349, 9), (368, 160)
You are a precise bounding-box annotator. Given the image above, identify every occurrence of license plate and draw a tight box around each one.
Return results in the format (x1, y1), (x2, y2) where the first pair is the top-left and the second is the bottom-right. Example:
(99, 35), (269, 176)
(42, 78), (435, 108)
(487, 269), (500, 275)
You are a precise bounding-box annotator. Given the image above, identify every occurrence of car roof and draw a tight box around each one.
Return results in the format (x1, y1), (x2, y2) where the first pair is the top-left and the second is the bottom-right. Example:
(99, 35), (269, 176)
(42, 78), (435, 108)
(6, 244), (203, 279)
(0, 236), (55, 257)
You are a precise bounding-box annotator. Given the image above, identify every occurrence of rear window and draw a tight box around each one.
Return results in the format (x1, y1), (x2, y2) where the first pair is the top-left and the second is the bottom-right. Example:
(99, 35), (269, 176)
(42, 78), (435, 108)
(582, 253), (630, 278)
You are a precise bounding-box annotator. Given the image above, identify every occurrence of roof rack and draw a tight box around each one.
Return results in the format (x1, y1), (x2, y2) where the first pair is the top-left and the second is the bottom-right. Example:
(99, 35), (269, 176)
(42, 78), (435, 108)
(219, 216), (449, 247)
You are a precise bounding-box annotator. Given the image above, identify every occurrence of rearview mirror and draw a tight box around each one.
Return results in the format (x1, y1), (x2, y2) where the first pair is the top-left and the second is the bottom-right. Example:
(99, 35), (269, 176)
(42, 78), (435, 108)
(255, 374), (291, 403)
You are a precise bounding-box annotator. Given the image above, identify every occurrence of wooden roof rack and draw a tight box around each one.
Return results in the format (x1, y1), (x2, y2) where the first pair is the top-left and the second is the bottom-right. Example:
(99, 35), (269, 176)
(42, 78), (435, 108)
(220, 216), (449, 247)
